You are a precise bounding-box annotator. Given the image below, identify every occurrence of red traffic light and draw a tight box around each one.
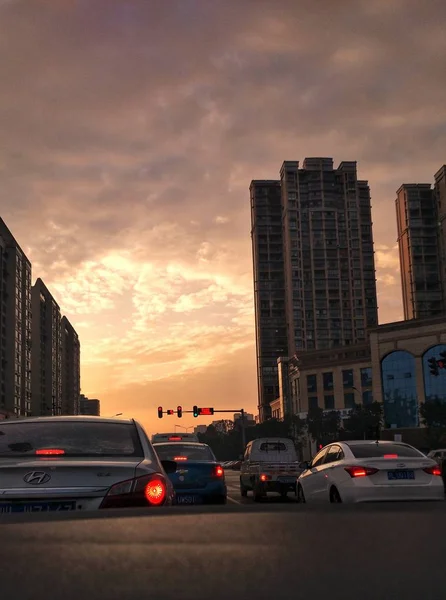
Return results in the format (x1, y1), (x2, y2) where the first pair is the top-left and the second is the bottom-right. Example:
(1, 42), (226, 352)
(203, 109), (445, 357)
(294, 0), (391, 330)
(177, 406), (182, 418)
(157, 407), (163, 419)
(166, 409), (174, 415)
(199, 407), (214, 416)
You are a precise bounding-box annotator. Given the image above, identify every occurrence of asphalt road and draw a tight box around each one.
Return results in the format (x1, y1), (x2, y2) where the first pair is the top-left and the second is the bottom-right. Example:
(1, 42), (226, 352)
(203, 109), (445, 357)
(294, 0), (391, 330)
(225, 469), (298, 504)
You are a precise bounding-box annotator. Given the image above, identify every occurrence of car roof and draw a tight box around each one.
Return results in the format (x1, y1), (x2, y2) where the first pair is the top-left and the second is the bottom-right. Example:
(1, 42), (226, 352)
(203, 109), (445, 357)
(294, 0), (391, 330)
(341, 440), (410, 446)
(153, 441), (209, 447)
(0, 416), (136, 426)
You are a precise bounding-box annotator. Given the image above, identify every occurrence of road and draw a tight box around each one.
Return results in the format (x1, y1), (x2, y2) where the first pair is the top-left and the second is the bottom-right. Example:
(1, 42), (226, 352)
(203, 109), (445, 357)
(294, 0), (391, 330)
(224, 469), (298, 505)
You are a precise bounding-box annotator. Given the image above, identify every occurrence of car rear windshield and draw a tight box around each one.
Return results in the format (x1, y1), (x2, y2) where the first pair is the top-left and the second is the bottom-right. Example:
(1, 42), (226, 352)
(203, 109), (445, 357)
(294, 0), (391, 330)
(154, 443), (215, 461)
(259, 442), (288, 452)
(347, 443), (423, 459)
(0, 421), (143, 457)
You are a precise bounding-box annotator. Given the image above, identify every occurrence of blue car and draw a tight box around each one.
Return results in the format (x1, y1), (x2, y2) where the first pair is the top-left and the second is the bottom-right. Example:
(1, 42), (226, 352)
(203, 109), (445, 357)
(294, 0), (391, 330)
(153, 441), (227, 505)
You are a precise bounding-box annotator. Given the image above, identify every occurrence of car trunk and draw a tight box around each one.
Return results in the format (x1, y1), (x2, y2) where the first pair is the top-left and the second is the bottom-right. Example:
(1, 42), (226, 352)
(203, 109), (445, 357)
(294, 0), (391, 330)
(0, 457), (141, 499)
(169, 461), (218, 490)
(354, 457), (435, 486)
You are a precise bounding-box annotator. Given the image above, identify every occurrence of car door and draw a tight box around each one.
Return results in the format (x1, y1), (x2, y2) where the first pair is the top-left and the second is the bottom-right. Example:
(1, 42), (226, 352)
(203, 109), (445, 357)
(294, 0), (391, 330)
(300, 447), (328, 501)
(315, 444), (344, 501)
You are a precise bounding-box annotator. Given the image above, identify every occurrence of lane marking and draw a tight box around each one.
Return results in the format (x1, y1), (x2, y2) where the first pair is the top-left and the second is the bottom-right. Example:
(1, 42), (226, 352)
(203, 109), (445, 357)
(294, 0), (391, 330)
(227, 495), (242, 505)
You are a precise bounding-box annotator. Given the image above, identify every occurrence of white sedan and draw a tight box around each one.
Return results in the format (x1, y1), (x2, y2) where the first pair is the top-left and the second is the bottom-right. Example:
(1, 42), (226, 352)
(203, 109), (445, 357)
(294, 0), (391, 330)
(296, 440), (444, 503)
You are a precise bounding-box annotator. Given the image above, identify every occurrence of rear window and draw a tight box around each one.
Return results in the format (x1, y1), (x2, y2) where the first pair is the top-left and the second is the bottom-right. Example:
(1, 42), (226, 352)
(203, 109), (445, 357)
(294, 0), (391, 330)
(154, 443), (215, 461)
(347, 443), (423, 459)
(0, 421), (143, 457)
(259, 442), (288, 452)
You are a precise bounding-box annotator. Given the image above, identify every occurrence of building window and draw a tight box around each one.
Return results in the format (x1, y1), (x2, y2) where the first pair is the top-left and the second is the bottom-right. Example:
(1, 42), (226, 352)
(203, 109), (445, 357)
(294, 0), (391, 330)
(308, 396), (318, 410)
(362, 390), (373, 405)
(324, 395), (335, 410)
(361, 367), (372, 387)
(381, 351), (418, 428)
(342, 369), (354, 388)
(307, 375), (317, 393)
(323, 372), (334, 391)
(344, 392), (356, 409)
(422, 344), (446, 402)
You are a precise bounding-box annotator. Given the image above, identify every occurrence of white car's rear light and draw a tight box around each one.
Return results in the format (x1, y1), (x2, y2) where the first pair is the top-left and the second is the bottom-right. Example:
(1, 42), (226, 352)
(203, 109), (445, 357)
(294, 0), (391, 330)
(344, 466), (379, 478)
(100, 473), (167, 508)
(423, 465), (442, 476)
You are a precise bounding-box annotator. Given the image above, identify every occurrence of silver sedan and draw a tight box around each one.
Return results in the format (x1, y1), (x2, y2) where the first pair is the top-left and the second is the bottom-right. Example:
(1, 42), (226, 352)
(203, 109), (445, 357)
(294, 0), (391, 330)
(0, 416), (176, 514)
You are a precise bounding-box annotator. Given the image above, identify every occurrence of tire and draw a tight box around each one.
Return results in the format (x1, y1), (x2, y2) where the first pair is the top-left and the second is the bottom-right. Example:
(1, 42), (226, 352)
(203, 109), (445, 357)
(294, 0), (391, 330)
(330, 487), (342, 503)
(253, 483), (264, 502)
(240, 478), (248, 497)
(280, 488), (288, 499)
(296, 484), (306, 503)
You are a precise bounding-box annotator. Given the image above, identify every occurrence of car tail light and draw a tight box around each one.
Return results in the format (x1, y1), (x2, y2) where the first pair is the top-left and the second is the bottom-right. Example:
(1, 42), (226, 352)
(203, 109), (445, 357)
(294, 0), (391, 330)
(100, 473), (167, 509)
(384, 454), (398, 459)
(168, 436), (182, 441)
(260, 473), (270, 482)
(211, 465), (224, 478)
(344, 466), (378, 478)
(174, 456), (188, 461)
(36, 449), (65, 455)
(423, 465), (442, 476)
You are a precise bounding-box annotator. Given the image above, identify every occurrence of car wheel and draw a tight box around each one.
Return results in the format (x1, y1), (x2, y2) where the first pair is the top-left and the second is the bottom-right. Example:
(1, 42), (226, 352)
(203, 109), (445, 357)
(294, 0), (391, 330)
(253, 484), (264, 502)
(296, 484), (306, 503)
(330, 486), (342, 503)
(240, 479), (248, 497)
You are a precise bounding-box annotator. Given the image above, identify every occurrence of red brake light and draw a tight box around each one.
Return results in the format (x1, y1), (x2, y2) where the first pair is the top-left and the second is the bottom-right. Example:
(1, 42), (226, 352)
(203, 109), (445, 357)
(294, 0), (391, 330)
(168, 436), (182, 441)
(35, 449), (65, 455)
(214, 465), (224, 477)
(260, 473), (270, 482)
(100, 473), (168, 509)
(424, 465), (442, 476)
(344, 466), (378, 478)
(174, 456), (188, 461)
(384, 454), (398, 459)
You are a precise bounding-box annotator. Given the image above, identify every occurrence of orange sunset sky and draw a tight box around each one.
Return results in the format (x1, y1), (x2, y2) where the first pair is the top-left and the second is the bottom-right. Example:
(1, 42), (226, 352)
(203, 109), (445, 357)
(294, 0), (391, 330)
(0, 0), (445, 434)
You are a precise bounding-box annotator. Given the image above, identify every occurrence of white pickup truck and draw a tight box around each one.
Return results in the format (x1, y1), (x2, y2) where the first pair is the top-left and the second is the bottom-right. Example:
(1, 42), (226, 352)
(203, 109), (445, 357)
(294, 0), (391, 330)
(239, 437), (305, 501)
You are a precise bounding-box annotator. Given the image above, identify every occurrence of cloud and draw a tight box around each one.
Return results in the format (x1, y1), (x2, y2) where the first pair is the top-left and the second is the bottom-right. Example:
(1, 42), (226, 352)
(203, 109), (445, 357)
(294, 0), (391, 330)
(0, 0), (444, 424)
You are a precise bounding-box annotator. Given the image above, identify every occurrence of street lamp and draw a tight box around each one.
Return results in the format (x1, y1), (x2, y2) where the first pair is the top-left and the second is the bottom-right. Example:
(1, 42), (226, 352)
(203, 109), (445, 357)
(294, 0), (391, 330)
(175, 424), (194, 433)
(107, 413), (123, 418)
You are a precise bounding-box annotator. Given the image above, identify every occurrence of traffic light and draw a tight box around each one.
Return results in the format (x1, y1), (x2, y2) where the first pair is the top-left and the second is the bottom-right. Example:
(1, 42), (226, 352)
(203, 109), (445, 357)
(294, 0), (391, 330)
(198, 407), (214, 416)
(193, 405), (199, 418)
(158, 407), (163, 419)
(177, 406), (182, 418)
(166, 409), (174, 415)
(428, 357), (439, 376)
(439, 350), (446, 370)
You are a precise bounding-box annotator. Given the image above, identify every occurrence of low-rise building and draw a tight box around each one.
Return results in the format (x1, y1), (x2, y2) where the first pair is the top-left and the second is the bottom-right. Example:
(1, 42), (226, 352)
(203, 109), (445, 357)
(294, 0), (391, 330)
(79, 394), (100, 416)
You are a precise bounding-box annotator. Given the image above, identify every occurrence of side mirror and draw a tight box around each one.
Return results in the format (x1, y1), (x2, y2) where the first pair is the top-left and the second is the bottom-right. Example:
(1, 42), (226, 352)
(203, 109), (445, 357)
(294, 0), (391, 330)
(161, 459), (177, 474)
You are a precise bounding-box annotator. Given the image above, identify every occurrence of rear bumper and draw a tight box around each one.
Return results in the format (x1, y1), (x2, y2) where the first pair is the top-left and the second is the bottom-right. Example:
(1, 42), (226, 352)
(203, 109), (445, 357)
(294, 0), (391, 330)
(341, 482), (445, 503)
(173, 481), (227, 503)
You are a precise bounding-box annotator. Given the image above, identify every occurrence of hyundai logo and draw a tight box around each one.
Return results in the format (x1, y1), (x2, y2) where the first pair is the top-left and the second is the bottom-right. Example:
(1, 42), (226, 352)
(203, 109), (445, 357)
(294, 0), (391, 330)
(23, 471), (51, 485)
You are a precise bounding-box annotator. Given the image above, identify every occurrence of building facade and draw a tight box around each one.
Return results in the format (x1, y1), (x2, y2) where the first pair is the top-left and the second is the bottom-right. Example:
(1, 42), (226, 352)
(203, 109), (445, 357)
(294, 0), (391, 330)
(435, 165), (446, 305)
(61, 316), (80, 415)
(0, 219), (32, 418)
(280, 158), (378, 355)
(31, 278), (62, 416)
(79, 394), (100, 416)
(396, 183), (444, 320)
(370, 316), (446, 429)
(250, 180), (289, 421)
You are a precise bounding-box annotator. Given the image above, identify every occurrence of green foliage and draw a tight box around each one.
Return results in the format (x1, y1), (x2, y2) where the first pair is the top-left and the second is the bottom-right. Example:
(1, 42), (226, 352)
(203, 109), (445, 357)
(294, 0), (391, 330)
(419, 401), (446, 448)
(343, 402), (383, 440)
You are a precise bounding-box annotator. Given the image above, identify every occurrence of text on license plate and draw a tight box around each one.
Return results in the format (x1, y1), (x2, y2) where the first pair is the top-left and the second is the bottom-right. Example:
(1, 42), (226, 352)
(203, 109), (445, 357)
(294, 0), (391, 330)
(387, 470), (415, 480)
(176, 495), (202, 505)
(0, 501), (76, 514)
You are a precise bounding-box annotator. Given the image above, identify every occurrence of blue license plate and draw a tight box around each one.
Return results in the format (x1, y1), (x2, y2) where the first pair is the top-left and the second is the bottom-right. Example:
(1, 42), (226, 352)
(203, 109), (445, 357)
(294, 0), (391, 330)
(0, 501), (76, 514)
(387, 470), (415, 481)
(176, 495), (202, 505)
(278, 477), (296, 483)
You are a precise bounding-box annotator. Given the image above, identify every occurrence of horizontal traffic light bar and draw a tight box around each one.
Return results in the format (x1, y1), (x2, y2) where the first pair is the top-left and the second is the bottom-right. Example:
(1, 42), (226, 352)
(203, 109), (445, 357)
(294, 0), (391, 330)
(157, 406), (244, 418)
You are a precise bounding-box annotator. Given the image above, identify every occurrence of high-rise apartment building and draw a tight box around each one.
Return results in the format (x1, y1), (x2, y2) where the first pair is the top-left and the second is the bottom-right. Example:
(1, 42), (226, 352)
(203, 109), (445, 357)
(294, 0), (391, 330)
(280, 158), (378, 354)
(0, 219), (32, 417)
(435, 165), (446, 306)
(396, 177), (445, 320)
(61, 316), (80, 415)
(250, 159), (378, 421)
(250, 180), (289, 421)
(31, 278), (62, 416)
(79, 394), (100, 416)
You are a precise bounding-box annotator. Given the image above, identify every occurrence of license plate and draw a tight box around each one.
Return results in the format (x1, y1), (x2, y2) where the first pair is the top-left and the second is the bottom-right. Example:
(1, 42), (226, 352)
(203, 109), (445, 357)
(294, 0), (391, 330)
(387, 470), (415, 481)
(176, 495), (202, 505)
(0, 501), (76, 514)
(278, 477), (296, 483)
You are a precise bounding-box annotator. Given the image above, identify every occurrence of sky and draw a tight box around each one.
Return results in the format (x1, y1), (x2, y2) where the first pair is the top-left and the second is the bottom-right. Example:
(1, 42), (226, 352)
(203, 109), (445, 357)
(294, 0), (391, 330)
(0, 0), (445, 433)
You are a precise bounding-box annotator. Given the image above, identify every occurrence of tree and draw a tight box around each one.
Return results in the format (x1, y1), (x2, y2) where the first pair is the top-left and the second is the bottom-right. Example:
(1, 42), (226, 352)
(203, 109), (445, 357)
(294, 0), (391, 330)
(305, 407), (341, 445)
(343, 402), (383, 440)
(420, 400), (446, 448)
(213, 420), (234, 435)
